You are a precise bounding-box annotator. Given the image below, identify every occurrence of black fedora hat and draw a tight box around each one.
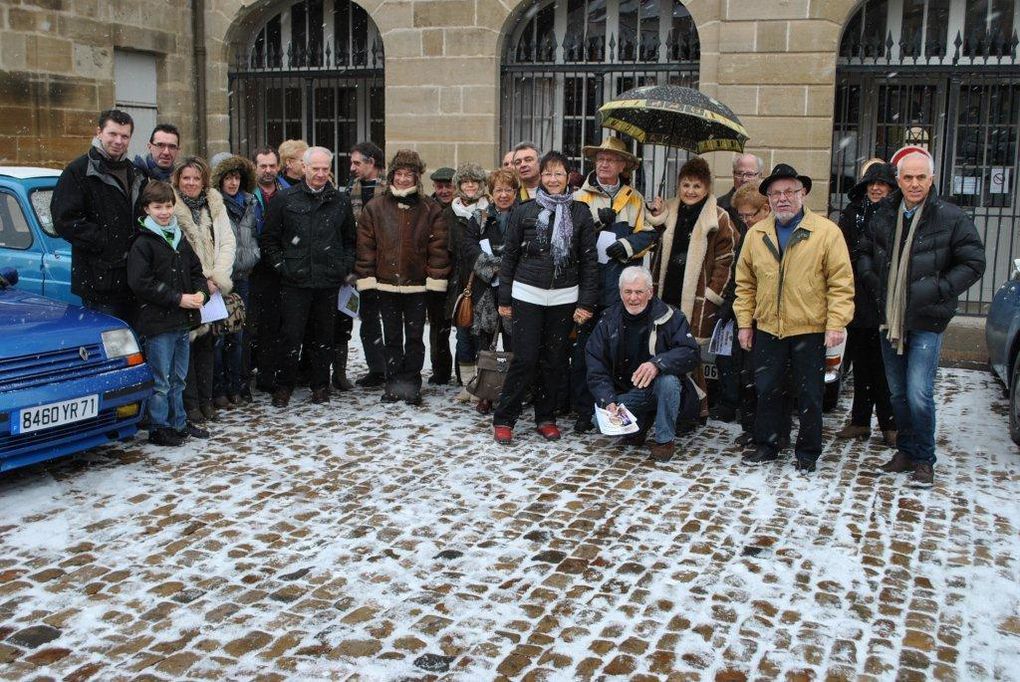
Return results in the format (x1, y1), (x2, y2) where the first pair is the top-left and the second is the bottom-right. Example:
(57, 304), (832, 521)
(848, 162), (897, 203)
(758, 163), (812, 196)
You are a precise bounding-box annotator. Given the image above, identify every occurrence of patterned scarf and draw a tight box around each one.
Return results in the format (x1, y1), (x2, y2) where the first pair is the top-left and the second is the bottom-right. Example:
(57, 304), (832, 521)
(535, 188), (575, 270)
(181, 191), (209, 226)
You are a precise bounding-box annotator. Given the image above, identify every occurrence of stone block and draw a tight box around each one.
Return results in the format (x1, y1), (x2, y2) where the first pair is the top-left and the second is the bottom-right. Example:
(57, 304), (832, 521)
(725, 0), (809, 21)
(26, 35), (73, 73)
(808, 0), (859, 24)
(74, 0), (101, 17)
(0, 32), (27, 71)
(373, 1), (414, 33)
(440, 87), (462, 113)
(715, 84), (757, 116)
(718, 52), (835, 85)
(756, 22), (789, 52)
(444, 27), (499, 57)
(8, 8), (55, 32)
(423, 28), (444, 56)
(771, 149), (832, 179)
(806, 85), (835, 116)
(73, 44), (111, 80)
(47, 78), (100, 110)
(388, 113), (493, 143)
(57, 15), (112, 43)
(107, 0), (141, 24)
(741, 115), (831, 150)
(757, 86), (806, 116)
(455, 141), (500, 166)
(413, 0), (476, 29)
(0, 107), (37, 137)
(461, 85), (496, 115)
(718, 22), (756, 53)
(476, 0), (513, 32)
(381, 29), (423, 58)
(385, 56), (498, 87)
(388, 86), (441, 113)
(786, 20), (841, 52)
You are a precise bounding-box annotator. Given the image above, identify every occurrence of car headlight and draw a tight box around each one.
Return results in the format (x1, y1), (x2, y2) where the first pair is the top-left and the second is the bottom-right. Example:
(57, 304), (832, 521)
(101, 328), (141, 359)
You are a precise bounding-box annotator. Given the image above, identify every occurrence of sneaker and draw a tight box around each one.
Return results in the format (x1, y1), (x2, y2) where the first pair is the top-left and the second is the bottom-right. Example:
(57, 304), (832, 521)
(649, 440), (675, 462)
(573, 415), (594, 434)
(880, 451), (913, 473)
(186, 422), (210, 439)
(271, 388), (292, 408)
(835, 423), (870, 439)
(494, 425), (513, 444)
(536, 423), (561, 441)
(310, 388), (330, 404)
(795, 456), (816, 474)
(743, 446), (779, 465)
(148, 427), (184, 447)
(355, 372), (386, 388)
(911, 461), (934, 486)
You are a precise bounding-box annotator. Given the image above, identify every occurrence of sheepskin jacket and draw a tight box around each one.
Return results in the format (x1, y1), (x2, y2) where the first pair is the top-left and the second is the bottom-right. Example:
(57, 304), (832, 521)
(173, 188), (236, 294)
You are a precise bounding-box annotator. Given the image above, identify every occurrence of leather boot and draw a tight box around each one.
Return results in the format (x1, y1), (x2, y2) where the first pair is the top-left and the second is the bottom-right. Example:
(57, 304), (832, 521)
(911, 461), (934, 485)
(456, 363), (477, 402)
(882, 430), (897, 448)
(332, 346), (354, 392)
(835, 423), (870, 439)
(880, 450), (912, 473)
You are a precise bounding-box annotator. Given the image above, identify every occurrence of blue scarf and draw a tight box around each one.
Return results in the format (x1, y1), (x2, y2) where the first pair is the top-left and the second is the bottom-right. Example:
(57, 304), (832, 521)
(535, 188), (575, 270)
(143, 215), (182, 249)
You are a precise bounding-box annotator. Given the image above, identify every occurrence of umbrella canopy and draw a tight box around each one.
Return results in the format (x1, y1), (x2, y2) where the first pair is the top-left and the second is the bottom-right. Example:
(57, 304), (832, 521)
(597, 85), (749, 154)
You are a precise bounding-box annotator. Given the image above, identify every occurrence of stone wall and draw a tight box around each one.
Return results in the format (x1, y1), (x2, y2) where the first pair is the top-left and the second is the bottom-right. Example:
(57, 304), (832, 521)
(0, 0), (195, 168)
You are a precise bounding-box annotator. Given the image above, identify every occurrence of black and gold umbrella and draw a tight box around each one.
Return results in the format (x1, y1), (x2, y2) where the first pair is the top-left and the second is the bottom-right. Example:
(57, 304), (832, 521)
(597, 84), (749, 154)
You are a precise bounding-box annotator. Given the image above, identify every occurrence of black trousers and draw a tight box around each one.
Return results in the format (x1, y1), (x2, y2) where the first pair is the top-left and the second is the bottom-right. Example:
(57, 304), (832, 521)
(250, 267), (282, 390)
(277, 286), (338, 391)
(358, 290), (387, 376)
(847, 326), (895, 429)
(716, 348), (741, 412)
(378, 291), (428, 387)
(569, 306), (603, 418)
(426, 291), (453, 382)
(494, 299), (574, 427)
(184, 332), (214, 413)
(753, 331), (825, 461)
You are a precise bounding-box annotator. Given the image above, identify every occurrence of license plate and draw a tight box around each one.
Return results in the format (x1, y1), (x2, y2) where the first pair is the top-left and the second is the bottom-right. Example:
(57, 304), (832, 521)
(703, 362), (718, 381)
(13, 395), (99, 435)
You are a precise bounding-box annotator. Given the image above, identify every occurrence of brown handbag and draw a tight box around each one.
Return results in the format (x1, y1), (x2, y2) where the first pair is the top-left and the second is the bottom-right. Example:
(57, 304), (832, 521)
(452, 273), (475, 328)
(467, 335), (513, 402)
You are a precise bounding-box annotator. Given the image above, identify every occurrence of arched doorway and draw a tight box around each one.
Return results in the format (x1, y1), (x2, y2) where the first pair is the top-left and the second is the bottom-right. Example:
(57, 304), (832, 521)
(228, 0), (384, 185)
(831, 0), (1020, 311)
(500, 0), (700, 198)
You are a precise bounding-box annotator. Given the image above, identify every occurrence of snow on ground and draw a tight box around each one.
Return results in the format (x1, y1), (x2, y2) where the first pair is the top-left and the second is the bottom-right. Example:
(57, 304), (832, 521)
(0, 359), (1018, 681)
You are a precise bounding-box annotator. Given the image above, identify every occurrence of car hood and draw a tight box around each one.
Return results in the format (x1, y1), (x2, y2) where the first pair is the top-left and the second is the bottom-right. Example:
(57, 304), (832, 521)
(0, 288), (129, 356)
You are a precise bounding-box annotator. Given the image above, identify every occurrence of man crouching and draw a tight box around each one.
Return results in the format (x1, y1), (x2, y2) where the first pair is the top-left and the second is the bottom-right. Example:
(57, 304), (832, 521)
(585, 266), (700, 461)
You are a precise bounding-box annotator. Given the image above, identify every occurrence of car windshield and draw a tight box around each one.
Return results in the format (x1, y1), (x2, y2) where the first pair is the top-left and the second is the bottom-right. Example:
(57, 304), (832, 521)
(30, 189), (56, 237)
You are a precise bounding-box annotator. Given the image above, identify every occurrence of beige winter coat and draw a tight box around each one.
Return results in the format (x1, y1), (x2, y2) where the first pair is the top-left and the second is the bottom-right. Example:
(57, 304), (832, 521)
(173, 188), (236, 295)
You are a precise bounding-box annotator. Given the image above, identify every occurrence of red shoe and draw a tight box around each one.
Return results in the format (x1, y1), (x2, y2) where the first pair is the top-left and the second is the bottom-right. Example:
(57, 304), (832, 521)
(536, 422), (561, 441)
(494, 425), (513, 445)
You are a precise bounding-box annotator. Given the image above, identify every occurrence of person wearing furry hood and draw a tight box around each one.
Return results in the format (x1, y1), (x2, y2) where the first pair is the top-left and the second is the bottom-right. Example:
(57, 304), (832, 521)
(355, 149), (450, 404)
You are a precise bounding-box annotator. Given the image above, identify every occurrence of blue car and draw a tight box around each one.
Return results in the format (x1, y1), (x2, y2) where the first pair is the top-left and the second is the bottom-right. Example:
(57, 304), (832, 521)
(0, 166), (76, 304)
(0, 268), (152, 472)
(985, 258), (1020, 446)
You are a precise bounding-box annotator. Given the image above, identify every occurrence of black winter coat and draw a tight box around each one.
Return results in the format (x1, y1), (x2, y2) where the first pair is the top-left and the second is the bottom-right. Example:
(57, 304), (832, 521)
(51, 148), (146, 303)
(127, 227), (208, 337)
(260, 181), (357, 289)
(838, 198), (884, 328)
(858, 191), (986, 333)
(585, 298), (700, 407)
(498, 198), (599, 309)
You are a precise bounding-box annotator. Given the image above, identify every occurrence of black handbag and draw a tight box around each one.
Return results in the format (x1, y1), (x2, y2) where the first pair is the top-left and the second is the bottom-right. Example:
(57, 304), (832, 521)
(467, 336), (512, 402)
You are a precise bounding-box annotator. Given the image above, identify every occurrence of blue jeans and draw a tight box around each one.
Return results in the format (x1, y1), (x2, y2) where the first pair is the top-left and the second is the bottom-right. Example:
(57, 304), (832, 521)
(214, 278), (248, 398)
(615, 374), (683, 444)
(455, 326), (479, 364)
(145, 330), (190, 431)
(880, 330), (944, 464)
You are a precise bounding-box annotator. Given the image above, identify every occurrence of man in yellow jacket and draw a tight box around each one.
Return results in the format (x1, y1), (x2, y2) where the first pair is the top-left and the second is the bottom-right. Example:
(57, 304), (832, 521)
(734, 164), (854, 473)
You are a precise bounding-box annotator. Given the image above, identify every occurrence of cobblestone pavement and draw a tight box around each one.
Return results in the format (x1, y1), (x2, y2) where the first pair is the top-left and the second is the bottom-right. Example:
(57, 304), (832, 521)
(0, 364), (1018, 681)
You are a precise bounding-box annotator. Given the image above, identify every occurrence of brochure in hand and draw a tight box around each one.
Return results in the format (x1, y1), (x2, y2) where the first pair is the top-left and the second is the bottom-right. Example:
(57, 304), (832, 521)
(594, 403), (640, 436)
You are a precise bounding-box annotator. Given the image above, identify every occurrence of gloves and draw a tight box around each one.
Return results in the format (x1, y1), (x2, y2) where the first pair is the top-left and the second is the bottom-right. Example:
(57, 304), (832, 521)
(605, 240), (628, 262)
(716, 298), (734, 324)
(597, 207), (617, 228)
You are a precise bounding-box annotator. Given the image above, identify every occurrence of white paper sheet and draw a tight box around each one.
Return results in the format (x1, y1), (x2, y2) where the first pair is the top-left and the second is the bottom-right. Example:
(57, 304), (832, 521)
(594, 403), (640, 435)
(596, 231), (617, 265)
(708, 319), (734, 357)
(338, 285), (360, 319)
(200, 291), (228, 324)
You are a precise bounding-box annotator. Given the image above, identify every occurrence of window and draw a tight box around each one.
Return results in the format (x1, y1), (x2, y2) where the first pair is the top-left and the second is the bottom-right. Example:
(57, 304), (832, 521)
(114, 50), (158, 161)
(30, 190), (55, 237)
(0, 194), (33, 250)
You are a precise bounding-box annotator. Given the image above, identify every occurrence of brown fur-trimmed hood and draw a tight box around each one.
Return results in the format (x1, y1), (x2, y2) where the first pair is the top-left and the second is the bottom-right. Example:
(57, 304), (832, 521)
(211, 155), (256, 194)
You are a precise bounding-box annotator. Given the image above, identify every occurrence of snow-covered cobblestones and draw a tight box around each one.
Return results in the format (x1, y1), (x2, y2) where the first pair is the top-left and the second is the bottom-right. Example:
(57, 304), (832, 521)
(0, 367), (1018, 680)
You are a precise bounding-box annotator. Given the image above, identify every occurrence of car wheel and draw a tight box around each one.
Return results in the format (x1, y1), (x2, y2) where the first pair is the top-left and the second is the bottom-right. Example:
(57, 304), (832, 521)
(822, 377), (841, 413)
(1009, 359), (1020, 447)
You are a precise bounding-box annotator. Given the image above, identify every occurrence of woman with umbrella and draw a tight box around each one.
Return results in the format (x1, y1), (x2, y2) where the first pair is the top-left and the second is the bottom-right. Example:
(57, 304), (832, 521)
(648, 156), (738, 425)
(492, 152), (599, 444)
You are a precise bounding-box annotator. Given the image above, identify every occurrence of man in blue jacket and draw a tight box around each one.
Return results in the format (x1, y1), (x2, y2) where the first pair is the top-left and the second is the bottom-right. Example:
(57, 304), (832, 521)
(586, 266), (700, 462)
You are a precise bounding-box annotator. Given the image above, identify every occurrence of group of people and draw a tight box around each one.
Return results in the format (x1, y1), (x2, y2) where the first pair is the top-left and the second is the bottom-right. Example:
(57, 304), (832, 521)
(49, 108), (986, 485)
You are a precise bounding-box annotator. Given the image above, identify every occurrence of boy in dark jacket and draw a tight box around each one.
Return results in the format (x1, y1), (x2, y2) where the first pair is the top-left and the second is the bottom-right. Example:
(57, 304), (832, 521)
(127, 182), (209, 446)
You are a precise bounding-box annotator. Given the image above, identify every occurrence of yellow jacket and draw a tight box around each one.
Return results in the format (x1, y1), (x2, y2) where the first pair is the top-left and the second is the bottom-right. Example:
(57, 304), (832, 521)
(734, 208), (854, 338)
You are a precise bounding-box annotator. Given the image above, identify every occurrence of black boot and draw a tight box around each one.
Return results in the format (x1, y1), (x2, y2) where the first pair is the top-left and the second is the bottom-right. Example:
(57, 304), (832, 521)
(331, 346), (355, 392)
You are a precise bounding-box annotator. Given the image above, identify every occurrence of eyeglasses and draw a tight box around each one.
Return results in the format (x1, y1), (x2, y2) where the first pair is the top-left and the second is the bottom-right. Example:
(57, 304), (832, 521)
(737, 210), (763, 222)
(541, 171), (567, 178)
(734, 171), (760, 179)
(151, 142), (179, 151)
(492, 187), (516, 195)
(767, 188), (803, 199)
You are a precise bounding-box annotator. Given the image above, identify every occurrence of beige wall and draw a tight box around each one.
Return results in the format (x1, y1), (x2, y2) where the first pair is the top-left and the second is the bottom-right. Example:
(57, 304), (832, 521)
(1, 0), (863, 210)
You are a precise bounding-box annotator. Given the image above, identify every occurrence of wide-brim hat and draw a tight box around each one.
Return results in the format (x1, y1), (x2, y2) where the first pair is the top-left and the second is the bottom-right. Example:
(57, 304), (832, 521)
(759, 163), (812, 196)
(582, 136), (640, 170)
(848, 161), (897, 203)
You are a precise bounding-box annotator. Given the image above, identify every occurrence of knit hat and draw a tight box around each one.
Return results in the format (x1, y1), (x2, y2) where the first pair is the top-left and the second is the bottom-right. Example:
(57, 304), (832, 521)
(387, 149), (426, 186)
